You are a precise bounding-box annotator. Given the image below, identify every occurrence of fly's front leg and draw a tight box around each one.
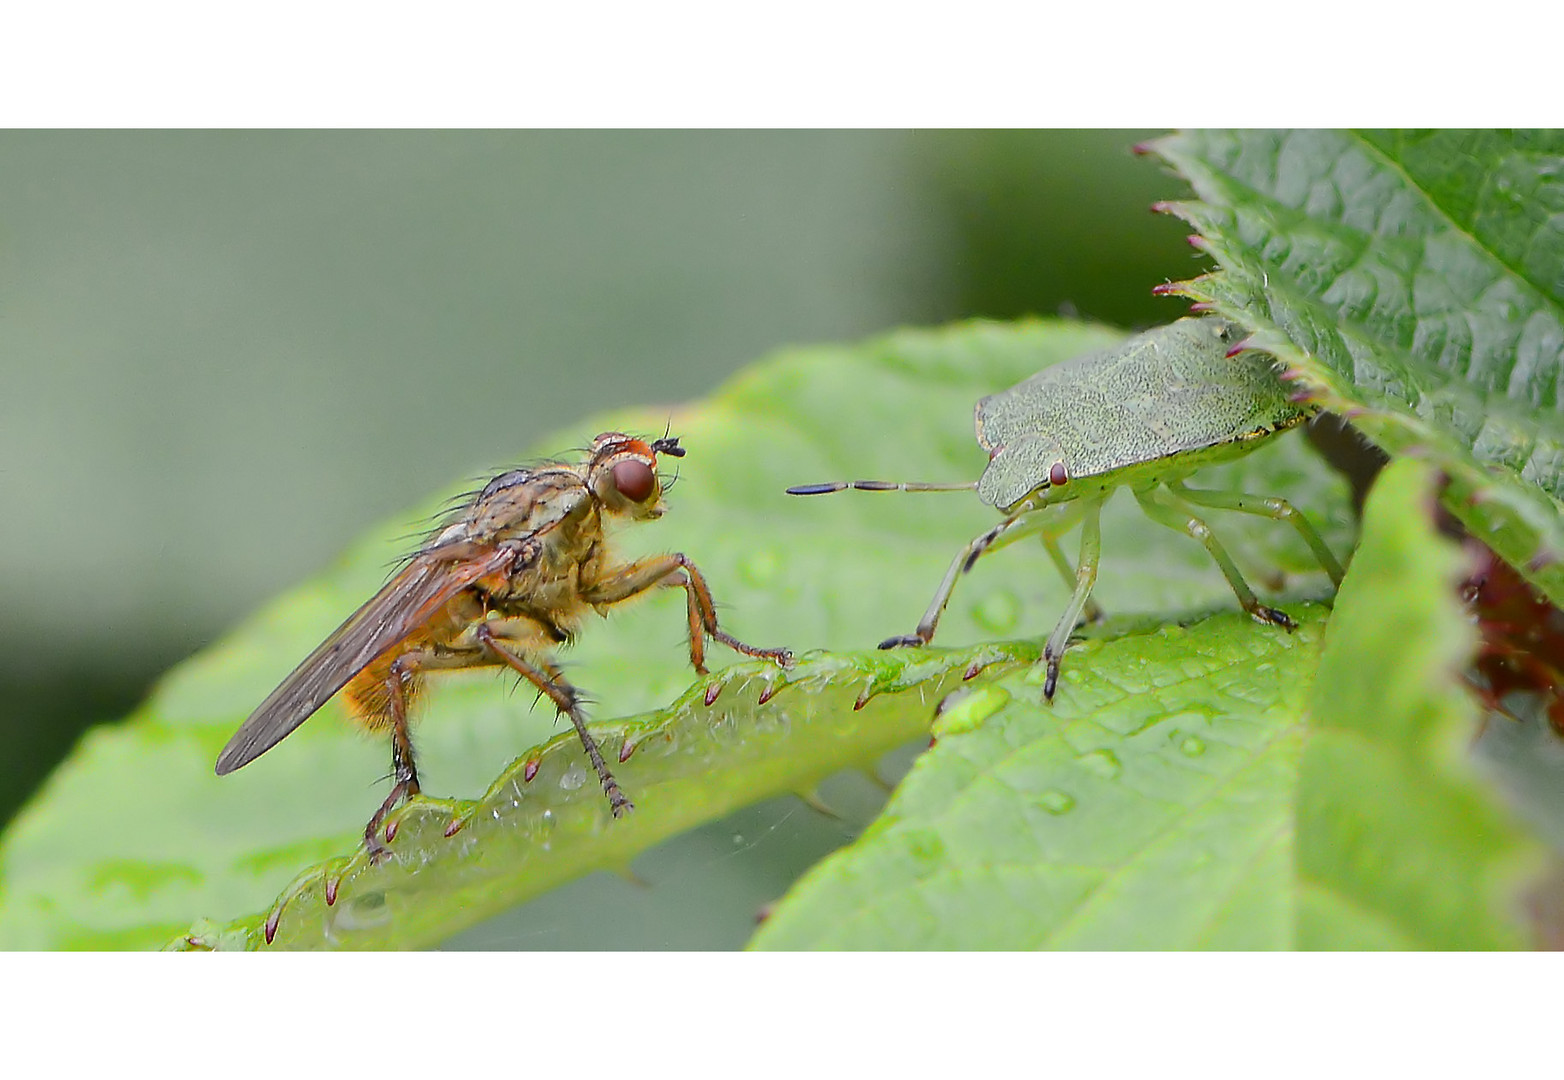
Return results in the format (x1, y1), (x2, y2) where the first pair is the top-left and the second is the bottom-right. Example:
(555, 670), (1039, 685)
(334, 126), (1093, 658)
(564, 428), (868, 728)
(582, 553), (792, 673)
(880, 508), (1060, 650)
(1168, 481), (1345, 586)
(475, 623), (632, 817)
(1135, 485), (1295, 630)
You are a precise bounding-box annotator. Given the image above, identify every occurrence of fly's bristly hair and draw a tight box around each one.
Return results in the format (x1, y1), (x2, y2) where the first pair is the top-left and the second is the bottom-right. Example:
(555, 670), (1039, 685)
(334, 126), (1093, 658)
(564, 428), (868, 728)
(217, 426), (795, 875)
(384, 452), (573, 575)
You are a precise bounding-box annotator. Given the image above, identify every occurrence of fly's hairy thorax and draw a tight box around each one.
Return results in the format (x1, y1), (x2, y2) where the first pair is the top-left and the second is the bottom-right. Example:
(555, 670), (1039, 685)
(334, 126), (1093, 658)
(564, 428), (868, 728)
(481, 466), (604, 632)
(343, 466), (607, 731)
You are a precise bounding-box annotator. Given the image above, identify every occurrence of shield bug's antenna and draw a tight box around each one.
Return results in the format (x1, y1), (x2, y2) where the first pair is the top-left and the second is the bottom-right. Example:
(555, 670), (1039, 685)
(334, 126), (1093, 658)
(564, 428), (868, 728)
(787, 480), (978, 496)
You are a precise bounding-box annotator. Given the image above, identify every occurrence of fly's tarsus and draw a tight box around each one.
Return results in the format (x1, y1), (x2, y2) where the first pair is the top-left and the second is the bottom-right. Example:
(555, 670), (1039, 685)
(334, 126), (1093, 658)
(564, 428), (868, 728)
(217, 430), (786, 862)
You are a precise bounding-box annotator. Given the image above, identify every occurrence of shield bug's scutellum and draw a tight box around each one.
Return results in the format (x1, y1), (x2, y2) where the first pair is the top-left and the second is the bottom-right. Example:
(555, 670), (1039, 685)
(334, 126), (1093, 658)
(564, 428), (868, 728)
(217, 432), (792, 856)
(789, 317), (1345, 698)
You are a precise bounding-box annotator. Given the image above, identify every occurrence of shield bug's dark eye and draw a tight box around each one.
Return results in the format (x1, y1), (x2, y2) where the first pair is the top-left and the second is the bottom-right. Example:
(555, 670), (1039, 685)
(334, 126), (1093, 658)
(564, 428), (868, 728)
(1049, 462), (1069, 486)
(611, 459), (656, 503)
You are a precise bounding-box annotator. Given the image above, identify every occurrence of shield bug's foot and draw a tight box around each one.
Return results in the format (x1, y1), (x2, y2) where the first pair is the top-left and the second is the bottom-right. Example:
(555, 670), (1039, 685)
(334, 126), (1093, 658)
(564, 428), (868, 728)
(1042, 653), (1062, 701)
(1249, 605), (1296, 631)
(878, 633), (928, 650)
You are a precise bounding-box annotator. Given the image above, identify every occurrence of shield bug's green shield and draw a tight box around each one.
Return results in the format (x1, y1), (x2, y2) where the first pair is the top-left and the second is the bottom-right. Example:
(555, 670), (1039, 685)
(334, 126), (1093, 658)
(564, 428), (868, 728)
(976, 318), (1309, 511)
(788, 316), (1345, 701)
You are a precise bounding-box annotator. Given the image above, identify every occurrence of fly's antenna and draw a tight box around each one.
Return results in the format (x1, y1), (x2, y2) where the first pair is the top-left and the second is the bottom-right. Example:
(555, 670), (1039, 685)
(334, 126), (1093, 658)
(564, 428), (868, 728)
(651, 435), (685, 458)
(787, 480), (978, 496)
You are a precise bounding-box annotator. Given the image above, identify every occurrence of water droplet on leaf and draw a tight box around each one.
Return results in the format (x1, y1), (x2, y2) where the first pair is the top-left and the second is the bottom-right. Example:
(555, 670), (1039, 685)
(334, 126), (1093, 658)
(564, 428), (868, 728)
(931, 685), (1010, 739)
(1038, 790), (1075, 815)
(1077, 749), (1121, 779)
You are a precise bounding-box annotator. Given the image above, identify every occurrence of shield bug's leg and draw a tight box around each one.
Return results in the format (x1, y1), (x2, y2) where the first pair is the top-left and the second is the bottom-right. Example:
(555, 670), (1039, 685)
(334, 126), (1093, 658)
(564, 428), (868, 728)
(1168, 482), (1345, 586)
(1042, 533), (1105, 624)
(581, 553), (793, 670)
(880, 509), (1061, 649)
(1041, 496), (1104, 699)
(476, 624), (632, 817)
(1037, 500), (1105, 624)
(1134, 486), (1296, 630)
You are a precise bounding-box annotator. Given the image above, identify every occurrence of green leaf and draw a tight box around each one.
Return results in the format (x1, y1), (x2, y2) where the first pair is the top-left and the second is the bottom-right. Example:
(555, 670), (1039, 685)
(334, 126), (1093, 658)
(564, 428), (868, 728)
(1297, 460), (1537, 948)
(751, 607), (1327, 949)
(192, 643), (1041, 950)
(0, 318), (1358, 949)
(1148, 129), (1564, 606)
(751, 458), (1539, 949)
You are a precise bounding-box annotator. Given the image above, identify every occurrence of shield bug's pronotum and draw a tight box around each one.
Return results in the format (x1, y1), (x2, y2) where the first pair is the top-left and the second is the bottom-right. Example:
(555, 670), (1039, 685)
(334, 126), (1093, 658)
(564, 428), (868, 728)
(789, 317), (1344, 697)
(217, 432), (793, 856)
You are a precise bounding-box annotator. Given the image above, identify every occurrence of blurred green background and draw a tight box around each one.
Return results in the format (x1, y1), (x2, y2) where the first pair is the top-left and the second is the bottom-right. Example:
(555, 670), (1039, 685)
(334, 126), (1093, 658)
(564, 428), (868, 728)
(0, 130), (1195, 943)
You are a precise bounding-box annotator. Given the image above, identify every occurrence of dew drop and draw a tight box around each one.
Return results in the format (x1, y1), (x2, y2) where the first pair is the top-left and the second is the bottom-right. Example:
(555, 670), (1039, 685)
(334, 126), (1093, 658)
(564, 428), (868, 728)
(1077, 749), (1121, 779)
(905, 828), (945, 863)
(932, 684), (1010, 739)
(1180, 736), (1207, 757)
(1038, 790), (1075, 815)
(971, 589), (1022, 634)
(559, 765), (587, 791)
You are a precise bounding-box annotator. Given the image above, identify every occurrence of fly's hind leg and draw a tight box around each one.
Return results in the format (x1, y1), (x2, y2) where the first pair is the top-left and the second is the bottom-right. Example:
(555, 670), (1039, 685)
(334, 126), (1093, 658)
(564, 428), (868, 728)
(361, 660), (422, 859)
(1135, 485), (1296, 629)
(476, 623), (632, 817)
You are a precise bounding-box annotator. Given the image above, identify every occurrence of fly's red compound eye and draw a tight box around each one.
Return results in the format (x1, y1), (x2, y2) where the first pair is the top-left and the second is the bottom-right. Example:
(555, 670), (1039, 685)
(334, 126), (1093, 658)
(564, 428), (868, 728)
(611, 459), (657, 503)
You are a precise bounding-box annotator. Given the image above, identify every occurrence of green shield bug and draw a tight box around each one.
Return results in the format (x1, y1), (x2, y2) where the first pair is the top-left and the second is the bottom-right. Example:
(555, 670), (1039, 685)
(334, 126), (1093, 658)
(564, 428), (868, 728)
(788, 317), (1345, 698)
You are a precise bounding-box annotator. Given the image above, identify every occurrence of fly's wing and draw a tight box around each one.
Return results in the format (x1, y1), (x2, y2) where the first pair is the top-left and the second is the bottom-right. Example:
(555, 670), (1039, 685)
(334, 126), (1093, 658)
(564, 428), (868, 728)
(214, 544), (515, 775)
